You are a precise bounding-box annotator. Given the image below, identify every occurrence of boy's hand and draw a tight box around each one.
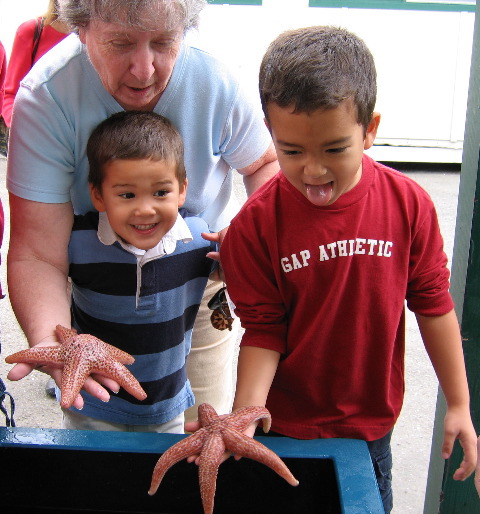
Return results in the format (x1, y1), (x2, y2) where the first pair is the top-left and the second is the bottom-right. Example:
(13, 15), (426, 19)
(475, 437), (480, 496)
(183, 413), (259, 465)
(184, 415), (233, 465)
(442, 406), (477, 481)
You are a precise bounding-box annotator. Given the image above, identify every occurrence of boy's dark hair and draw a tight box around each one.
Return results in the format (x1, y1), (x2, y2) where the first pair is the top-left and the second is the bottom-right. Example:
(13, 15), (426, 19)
(87, 111), (186, 191)
(259, 26), (377, 131)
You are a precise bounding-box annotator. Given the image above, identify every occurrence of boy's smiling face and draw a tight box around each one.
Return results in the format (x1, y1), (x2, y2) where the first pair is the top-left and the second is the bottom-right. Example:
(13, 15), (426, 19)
(266, 99), (380, 206)
(90, 158), (187, 250)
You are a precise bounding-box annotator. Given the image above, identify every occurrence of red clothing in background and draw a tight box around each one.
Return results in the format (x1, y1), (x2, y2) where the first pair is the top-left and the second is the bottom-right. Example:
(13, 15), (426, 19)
(0, 41), (5, 295)
(3, 18), (68, 126)
(0, 41), (6, 114)
(221, 154), (453, 441)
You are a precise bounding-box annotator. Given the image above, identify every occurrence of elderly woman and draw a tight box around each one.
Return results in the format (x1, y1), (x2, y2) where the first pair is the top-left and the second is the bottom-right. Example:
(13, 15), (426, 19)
(6, 0), (278, 431)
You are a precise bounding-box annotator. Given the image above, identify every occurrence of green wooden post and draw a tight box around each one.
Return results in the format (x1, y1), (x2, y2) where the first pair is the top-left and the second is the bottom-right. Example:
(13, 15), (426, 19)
(424, 3), (480, 513)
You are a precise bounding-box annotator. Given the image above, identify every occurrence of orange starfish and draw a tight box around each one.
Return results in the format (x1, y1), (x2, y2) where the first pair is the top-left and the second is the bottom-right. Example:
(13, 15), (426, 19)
(148, 403), (299, 514)
(5, 325), (147, 408)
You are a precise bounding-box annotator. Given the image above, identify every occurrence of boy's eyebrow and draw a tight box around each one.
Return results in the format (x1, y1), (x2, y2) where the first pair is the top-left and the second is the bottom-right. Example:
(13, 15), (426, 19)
(277, 136), (352, 148)
(322, 136), (352, 147)
(111, 179), (175, 188)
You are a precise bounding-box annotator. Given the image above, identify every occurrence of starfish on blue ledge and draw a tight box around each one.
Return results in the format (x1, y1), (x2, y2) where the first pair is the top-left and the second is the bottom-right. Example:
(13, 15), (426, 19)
(148, 403), (299, 514)
(5, 325), (147, 408)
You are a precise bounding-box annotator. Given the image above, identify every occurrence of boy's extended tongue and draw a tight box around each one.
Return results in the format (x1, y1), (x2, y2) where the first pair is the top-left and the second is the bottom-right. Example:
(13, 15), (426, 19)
(306, 182), (333, 206)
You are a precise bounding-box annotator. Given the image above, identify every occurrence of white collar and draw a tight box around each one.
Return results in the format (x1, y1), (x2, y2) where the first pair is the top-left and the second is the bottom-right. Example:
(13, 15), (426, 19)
(97, 211), (193, 261)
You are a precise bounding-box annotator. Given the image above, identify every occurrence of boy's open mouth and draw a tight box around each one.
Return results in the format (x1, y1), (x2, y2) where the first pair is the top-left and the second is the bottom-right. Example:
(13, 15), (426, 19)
(305, 182), (333, 206)
(133, 223), (157, 231)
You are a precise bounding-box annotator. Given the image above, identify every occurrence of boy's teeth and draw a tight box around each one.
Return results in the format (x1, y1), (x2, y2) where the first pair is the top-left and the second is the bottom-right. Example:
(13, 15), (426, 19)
(134, 224), (155, 230)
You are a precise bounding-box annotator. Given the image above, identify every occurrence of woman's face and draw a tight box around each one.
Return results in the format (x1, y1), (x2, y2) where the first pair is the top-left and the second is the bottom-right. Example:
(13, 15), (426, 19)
(79, 18), (184, 111)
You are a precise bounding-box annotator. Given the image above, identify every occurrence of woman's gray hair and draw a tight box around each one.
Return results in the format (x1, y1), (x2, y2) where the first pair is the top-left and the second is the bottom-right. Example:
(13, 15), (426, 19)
(57, 0), (207, 33)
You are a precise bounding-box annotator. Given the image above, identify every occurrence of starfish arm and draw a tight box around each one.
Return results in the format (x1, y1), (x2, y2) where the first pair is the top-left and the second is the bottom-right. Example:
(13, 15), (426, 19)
(5, 347), (64, 366)
(198, 403), (220, 426)
(222, 428), (299, 487)
(59, 354), (91, 408)
(198, 432), (226, 514)
(226, 406), (272, 433)
(55, 325), (78, 343)
(92, 360), (146, 401)
(148, 430), (207, 495)
(104, 343), (136, 365)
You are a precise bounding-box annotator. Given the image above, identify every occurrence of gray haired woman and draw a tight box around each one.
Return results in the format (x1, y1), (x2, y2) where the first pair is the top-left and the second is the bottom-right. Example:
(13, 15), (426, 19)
(6, 0), (278, 431)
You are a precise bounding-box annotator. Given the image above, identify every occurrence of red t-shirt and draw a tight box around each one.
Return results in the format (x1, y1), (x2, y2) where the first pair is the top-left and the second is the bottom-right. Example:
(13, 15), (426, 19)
(222, 155), (453, 441)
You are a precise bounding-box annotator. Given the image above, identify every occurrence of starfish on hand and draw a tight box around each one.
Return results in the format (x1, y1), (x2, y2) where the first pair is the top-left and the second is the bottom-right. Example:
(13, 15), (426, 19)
(5, 325), (147, 408)
(148, 403), (299, 514)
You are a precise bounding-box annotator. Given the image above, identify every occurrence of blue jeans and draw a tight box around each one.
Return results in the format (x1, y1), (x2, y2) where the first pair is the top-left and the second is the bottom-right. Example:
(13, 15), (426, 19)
(367, 430), (393, 513)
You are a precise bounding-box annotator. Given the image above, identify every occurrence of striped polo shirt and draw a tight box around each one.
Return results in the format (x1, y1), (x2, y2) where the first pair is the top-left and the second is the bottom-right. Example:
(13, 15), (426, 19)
(67, 209), (215, 424)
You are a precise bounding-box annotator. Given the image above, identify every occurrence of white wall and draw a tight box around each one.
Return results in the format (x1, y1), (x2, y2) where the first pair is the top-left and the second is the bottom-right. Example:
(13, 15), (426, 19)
(1, 0), (474, 162)
(0, 0), (49, 56)
(193, 1), (475, 162)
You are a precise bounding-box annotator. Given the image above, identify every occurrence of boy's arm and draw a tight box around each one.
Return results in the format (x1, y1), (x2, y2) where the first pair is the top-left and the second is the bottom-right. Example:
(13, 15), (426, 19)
(232, 345), (281, 437)
(184, 344), (280, 465)
(416, 309), (477, 480)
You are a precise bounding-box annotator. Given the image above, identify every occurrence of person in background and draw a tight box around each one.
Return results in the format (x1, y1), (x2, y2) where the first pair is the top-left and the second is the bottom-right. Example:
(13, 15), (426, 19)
(220, 26), (477, 512)
(2, 0), (70, 128)
(0, 40), (7, 156)
(0, 40), (6, 115)
(5, 0), (278, 422)
(0, 39), (13, 425)
(0, 40), (5, 295)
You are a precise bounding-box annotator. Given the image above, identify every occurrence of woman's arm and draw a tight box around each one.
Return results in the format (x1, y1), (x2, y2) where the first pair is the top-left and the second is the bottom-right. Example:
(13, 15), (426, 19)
(238, 142), (279, 196)
(6, 194), (117, 407)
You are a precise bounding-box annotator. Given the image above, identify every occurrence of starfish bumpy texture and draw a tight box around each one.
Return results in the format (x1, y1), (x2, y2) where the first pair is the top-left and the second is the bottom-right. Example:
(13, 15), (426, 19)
(5, 325), (147, 408)
(148, 403), (299, 514)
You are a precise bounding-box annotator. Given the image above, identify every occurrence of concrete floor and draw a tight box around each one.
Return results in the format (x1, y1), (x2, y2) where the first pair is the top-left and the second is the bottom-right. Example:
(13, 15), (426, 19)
(0, 155), (462, 513)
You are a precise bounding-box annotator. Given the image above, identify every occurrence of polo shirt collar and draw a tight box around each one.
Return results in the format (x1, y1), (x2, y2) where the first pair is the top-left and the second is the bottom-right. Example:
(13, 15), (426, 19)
(97, 211), (193, 260)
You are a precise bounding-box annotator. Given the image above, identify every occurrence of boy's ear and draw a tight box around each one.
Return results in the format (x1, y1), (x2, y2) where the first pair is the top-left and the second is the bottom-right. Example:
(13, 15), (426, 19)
(364, 112), (381, 150)
(178, 179), (188, 208)
(89, 184), (106, 212)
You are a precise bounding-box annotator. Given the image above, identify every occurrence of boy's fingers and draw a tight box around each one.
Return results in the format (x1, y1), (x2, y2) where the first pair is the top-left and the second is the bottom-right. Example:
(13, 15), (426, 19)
(453, 437), (477, 480)
(475, 469), (480, 496)
(443, 431), (477, 481)
(201, 231), (219, 243)
(206, 251), (220, 262)
(453, 456), (475, 481)
(184, 421), (201, 433)
(442, 428), (455, 459)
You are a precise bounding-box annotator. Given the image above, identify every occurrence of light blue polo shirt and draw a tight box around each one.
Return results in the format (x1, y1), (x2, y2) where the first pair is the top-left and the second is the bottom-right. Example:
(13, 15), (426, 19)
(7, 33), (271, 232)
